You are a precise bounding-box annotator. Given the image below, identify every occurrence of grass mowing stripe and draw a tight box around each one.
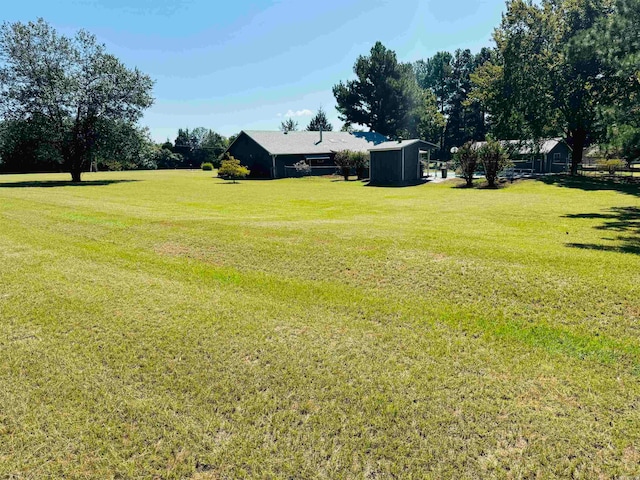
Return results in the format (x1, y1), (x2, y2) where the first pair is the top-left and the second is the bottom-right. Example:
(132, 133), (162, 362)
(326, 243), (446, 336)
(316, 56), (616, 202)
(1, 170), (639, 477)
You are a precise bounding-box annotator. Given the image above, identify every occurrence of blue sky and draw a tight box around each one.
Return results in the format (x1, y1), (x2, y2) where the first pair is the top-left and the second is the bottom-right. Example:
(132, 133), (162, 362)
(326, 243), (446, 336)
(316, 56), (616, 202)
(4, 0), (507, 142)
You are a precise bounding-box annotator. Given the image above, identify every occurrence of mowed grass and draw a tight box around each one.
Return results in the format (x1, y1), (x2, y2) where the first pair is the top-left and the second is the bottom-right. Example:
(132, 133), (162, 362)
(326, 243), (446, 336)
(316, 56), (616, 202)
(0, 170), (639, 478)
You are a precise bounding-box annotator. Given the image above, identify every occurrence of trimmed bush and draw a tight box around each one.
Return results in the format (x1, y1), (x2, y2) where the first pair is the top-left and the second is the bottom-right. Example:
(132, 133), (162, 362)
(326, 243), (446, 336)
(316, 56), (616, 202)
(293, 160), (312, 176)
(454, 141), (478, 187)
(478, 138), (510, 188)
(201, 162), (214, 171)
(334, 150), (353, 181)
(218, 156), (250, 183)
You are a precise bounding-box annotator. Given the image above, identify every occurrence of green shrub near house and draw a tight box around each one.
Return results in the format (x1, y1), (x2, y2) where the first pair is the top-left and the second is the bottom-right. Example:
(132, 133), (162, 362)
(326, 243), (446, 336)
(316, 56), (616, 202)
(218, 156), (250, 182)
(201, 162), (214, 171)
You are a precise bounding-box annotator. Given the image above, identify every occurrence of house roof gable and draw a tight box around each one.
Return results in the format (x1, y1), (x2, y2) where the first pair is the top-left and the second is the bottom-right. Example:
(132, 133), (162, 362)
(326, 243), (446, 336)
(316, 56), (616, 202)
(369, 139), (438, 152)
(239, 130), (388, 155)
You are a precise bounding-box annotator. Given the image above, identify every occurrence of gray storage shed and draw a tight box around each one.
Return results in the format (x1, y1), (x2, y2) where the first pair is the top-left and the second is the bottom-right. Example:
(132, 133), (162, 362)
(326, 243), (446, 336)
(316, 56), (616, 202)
(368, 139), (438, 186)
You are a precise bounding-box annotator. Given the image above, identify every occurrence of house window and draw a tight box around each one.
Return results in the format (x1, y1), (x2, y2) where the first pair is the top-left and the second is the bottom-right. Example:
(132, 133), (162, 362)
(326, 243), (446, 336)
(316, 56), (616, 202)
(553, 153), (562, 163)
(317, 158), (324, 164)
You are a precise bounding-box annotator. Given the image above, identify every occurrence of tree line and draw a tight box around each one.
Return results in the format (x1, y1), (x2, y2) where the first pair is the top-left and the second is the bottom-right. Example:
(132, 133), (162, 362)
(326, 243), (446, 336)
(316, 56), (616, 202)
(0, 0), (637, 181)
(0, 118), (233, 173)
(333, 0), (640, 170)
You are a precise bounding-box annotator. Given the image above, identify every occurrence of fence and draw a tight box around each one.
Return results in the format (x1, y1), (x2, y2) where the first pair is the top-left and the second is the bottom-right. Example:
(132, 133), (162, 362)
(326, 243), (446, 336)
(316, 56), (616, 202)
(284, 165), (340, 178)
(579, 165), (640, 182)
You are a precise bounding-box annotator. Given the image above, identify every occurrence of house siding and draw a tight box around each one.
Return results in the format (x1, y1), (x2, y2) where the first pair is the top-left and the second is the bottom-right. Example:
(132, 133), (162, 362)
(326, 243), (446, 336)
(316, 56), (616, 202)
(547, 143), (572, 173)
(370, 150), (402, 185)
(226, 132), (273, 178)
(370, 144), (424, 185)
(403, 144), (421, 182)
(509, 142), (572, 174)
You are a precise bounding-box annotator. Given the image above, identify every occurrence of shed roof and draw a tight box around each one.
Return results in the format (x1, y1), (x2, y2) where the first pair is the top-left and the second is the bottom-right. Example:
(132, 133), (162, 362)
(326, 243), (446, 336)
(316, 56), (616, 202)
(368, 139), (438, 152)
(471, 138), (570, 155)
(239, 130), (388, 155)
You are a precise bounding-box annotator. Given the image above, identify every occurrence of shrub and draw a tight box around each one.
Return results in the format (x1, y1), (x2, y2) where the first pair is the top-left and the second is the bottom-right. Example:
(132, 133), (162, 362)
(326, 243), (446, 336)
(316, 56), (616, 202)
(454, 141), (478, 187)
(218, 156), (250, 183)
(478, 138), (510, 188)
(334, 150), (353, 181)
(351, 151), (369, 179)
(293, 160), (312, 176)
(201, 162), (214, 171)
(596, 158), (625, 174)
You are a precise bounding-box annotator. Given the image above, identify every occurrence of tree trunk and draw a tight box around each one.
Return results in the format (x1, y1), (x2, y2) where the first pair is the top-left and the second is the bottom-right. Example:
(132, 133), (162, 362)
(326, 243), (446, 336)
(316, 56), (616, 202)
(71, 169), (82, 182)
(569, 128), (587, 176)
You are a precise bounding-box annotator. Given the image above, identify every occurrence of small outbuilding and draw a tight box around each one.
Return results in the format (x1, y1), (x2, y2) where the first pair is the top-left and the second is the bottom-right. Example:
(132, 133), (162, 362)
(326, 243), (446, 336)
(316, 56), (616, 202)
(368, 139), (438, 186)
(471, 138), (572, 174)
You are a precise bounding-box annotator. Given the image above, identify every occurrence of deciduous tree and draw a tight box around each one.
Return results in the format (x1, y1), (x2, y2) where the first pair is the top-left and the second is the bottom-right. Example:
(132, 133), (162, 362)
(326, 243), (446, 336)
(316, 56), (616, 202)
(472, 0), (638, 174)
(0, 18), (154, 181)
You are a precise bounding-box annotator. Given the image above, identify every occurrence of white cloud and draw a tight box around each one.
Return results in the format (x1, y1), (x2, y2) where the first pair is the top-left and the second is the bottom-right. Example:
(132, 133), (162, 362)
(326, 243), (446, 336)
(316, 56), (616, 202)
(282, 109), (313, 118)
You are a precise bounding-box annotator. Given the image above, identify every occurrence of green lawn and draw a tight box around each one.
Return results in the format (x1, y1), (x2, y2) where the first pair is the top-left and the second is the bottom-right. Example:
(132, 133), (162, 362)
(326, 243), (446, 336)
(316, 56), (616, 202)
(1, 170), (639, 478)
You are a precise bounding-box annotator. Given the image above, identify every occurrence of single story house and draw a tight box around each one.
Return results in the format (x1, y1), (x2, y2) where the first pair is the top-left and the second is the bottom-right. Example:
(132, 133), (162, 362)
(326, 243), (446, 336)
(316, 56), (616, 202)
(368, 139), (438, 186)
(224, 130), (388, 178)
(472, 138), (572, 174)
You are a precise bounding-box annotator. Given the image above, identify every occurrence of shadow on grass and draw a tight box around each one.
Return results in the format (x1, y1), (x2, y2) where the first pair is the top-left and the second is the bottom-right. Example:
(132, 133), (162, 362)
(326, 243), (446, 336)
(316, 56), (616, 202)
(365, 179), (430, 188)
(539, 175), (640, 197)
(452, 178), (520, 189)
(0, 179), (139, 188)
(565, 206), (640, 255)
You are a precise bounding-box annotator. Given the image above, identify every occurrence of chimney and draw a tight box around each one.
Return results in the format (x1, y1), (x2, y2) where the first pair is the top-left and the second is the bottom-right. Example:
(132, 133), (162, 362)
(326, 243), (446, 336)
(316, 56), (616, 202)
(319, 125), (323, 143)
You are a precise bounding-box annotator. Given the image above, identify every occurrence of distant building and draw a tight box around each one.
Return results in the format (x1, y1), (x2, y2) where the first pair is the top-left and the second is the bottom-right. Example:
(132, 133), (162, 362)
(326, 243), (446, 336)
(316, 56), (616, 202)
(471, 138), (572, 174)
(224, 130), (387, 178)
(368, 139), (438, 186)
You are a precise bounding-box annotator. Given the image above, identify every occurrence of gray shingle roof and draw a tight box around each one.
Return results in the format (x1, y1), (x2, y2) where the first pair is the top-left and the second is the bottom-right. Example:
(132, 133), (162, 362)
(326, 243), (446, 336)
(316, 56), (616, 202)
(368, 139), (438, 151)
(241, 130), (388, 155)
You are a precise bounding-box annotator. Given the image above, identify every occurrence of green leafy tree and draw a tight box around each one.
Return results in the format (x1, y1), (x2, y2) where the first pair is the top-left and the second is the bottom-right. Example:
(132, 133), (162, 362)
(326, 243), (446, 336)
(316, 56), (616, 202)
(593, 0), (640, 165)
(200, 130), (228, 165)
(173, 128), (196, 167)
(415, 51), (454, 117)
(415, 51), (453, 151)
(0, 116), (63, 172)
(153, 146), (183, 169)
(473, 0), (638, 175)
(173, 127), (228, 167)
(478, 137), (510, 188)
(416, 90), (446, 148)
(306, 107), (333, 131)
(280, 118), (298, 132)
(453, 141), (479, 187)
(333, 42), (427, 138)
(218, 156), (250, 183)
(0, 18), (154, 181)
(416, 48), (492, 157)
(93, 122), (156, 171)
